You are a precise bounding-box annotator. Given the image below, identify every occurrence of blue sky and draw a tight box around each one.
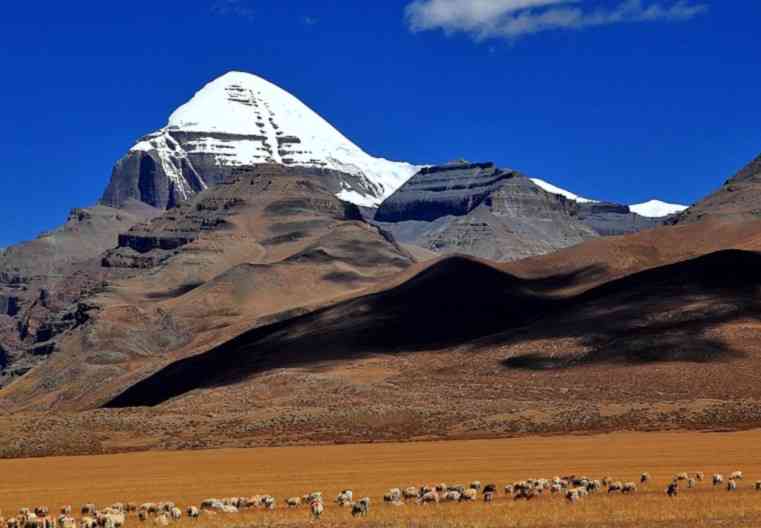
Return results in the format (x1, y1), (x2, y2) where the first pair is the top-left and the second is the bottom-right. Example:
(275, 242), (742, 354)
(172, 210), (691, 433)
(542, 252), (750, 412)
(1, 0), (759, 248)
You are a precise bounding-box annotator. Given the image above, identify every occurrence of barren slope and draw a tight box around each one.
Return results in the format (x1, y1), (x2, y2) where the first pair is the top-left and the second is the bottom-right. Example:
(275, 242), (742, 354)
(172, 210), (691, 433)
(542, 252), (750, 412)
(0, 165), (415, 412)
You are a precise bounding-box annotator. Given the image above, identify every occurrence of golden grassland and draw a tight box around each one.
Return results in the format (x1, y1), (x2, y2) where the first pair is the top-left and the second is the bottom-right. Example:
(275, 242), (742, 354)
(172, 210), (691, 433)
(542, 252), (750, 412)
(3, 430), (761, 527)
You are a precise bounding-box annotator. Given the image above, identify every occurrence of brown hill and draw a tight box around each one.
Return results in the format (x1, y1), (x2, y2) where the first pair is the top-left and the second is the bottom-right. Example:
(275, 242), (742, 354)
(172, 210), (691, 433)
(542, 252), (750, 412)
(4, 165), (761, 456)
(0, 165), (415, 413)
(671, 153), (761, 224)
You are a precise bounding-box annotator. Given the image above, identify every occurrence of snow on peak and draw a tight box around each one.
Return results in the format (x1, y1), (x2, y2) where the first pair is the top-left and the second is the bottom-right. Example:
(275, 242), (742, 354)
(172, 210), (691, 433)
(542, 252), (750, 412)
(629, 199), (688, 218)
(129, 71), (420, 207)
(530, 178), (598, 203)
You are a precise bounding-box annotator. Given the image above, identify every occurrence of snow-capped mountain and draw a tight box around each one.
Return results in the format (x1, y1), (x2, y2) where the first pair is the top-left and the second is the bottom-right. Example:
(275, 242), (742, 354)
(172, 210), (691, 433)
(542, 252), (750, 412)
(629, 200), (689, 218)
(102, 71), (421, 209)
(530, 179), (687, 218)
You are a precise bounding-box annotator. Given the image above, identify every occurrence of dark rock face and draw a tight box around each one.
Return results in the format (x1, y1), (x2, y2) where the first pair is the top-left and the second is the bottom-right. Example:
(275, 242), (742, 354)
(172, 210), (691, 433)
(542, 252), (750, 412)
(374, 163), (599, 262)
(577, 202), (661, 236)
(101, 131), (388, 211)
(374, 162), (666, 262)
(101, 137), (235, 210)
(375, 163), (511, 222)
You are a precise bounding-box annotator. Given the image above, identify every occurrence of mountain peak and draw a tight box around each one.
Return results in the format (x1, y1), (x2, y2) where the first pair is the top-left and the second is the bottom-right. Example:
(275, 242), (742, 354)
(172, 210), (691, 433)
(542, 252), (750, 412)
(104, 71), (421, 209)
(629, 199), (688, 218)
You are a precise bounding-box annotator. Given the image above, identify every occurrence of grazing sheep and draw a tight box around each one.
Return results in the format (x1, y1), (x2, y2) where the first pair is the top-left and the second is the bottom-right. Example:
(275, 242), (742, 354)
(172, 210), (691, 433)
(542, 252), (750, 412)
(263, 497), (276, 511)
(513, 488), (538, 501)
(200, 500), (223, 512)
(608, 482), (623, 494)
(640, 473), (651, 485)
(417, 492), (439, 505)
(565, 490), (579, 503)
(675, 472), (689, 481)
(351, 498), (370, 518)
(469, 481), (481, 491)
(186, 507), (199, 520)
(460, 489), (477, 502)
(504, 485), (514, 495)
(483, 483), (497, 494)
(79, 518), (96, 528)
(622, 482), (637, 494)
(403, 487), (418, 501)
(695, 472), (705, 482)
(448, 485), (466, 495)
(309, 500), (324, 520)
(169, 508), (181, 521)
(587, 480), (603, 493)
(731, 471), (744, 481)
(98, 512), (124, 528)
(286, 497), (301, 508)
(56, 517), (75, 528)
(444, 491), (461, 502)
(666, 482), (679, 498)
(727, 480), (738, 492)
(384, 489), (402, 503)
(335, 491), (353, 507)
(713, 474), (724, 486)
(688, 478), (696, 489)
(483, 492), (494, 503)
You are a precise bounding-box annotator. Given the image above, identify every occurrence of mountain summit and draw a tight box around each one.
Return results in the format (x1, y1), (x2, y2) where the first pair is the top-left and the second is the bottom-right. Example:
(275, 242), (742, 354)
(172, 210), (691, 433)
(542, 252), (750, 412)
(101, 71), (420, 209)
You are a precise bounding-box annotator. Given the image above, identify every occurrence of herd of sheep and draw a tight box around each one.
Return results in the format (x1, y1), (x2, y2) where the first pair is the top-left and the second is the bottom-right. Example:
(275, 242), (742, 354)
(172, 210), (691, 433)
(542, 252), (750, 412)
(1, 469), (758, 527)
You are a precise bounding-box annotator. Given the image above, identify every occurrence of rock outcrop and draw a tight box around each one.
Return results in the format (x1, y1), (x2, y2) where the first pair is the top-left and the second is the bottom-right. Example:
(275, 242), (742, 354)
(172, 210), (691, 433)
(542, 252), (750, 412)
(373, 162), (660, 262)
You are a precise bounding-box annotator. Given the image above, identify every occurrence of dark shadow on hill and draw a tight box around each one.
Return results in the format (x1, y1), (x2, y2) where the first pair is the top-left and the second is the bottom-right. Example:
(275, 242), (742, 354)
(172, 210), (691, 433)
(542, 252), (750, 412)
(104, 250), (761, 408)
(104, 256), (586, 408)
(500, 249), (761, 370)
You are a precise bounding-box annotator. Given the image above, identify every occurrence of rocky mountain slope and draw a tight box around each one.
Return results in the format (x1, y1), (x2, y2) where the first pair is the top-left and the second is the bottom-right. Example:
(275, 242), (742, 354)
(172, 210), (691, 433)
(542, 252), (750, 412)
(372, 162), (663, 261)
(101, 72), (420, 210)
(0, 164), (416, 412)
(670, 153), (761, 224)
(0, 202), (159, 384)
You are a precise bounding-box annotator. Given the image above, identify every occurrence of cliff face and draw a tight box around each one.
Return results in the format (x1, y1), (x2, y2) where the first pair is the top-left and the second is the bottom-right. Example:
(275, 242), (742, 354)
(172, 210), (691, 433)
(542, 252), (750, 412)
(373, 162), (666, 262)
(577, 202), (661, 236)
(373, 163), (594, 261)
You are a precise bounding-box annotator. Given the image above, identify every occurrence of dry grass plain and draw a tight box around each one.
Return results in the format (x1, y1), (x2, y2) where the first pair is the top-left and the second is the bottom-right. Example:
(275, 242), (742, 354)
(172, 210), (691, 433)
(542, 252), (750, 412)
(3, 430), (761, 527)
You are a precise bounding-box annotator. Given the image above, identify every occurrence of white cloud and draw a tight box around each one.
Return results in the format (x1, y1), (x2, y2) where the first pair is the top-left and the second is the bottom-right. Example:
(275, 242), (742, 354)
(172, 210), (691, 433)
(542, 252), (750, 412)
(405, 0), (708, 40)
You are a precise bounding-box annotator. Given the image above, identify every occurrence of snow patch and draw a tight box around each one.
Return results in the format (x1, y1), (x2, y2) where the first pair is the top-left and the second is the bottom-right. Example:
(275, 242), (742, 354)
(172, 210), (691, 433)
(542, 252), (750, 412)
(629, 200), (688, 218)
(530, 178), (598, 203)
